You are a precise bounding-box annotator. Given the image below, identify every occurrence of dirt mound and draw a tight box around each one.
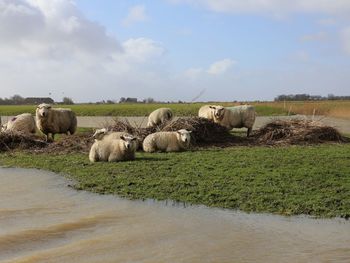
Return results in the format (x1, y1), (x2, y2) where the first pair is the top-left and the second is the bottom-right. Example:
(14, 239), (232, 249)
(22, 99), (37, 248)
(0, 132), (47, 152)
(253, 119), (346, 145)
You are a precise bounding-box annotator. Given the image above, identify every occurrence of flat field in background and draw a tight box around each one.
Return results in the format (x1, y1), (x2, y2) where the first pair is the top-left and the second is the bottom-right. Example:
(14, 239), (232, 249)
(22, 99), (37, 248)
(0, 100), (348, 118)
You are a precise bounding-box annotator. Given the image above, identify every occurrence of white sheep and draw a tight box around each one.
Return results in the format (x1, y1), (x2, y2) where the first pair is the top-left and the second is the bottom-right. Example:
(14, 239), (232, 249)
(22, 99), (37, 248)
(203, 105), (256, 136)
(143, 129), (192, 152)
(147, 108), (173, 127)
(89, 134), (137, 162)
(1, 113), (36, 134)
(198, 105), (221, 120)
(36, 103), (77, 141)
(92, 128), (130, 141)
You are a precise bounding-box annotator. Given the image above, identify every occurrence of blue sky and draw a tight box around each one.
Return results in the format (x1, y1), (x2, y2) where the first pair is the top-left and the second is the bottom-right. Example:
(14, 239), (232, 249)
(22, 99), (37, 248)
(1, 0), (350, 102)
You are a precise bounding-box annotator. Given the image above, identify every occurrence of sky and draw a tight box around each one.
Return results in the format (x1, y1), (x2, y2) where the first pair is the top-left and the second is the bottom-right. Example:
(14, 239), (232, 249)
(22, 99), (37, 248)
(1, 0), (350, 102)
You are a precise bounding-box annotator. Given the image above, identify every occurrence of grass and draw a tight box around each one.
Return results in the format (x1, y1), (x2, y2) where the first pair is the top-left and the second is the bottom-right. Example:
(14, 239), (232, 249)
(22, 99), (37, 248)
(1, 144), (350, 218)
(0, 103), (289, 117)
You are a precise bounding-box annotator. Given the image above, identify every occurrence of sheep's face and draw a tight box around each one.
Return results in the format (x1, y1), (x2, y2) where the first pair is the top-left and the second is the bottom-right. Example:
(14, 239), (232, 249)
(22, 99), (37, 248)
(120, 135), (137, 150)
(177, 129), (192, 144)
(92, 128), (108, 140)
(210, 106), (225, 120)
(36, 104), (52, 118)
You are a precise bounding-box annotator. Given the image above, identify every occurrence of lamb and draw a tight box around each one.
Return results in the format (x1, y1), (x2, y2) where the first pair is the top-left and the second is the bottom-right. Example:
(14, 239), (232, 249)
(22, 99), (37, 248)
(1, 113), (36, 134)
(147, 108), (173, 127)
(36, 103), (77, 141)
(89, 134), (137, 162)
(143, 129), (192, 153)
(202, 105), (256, 136)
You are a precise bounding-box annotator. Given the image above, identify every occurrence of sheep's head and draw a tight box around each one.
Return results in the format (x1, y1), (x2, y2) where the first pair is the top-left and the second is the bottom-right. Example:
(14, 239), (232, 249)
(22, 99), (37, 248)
(120, 135), (137, 150)
(209, 105), (225, 120)
(36, 104), (52, 118)
(177, 129), (192, 145)
(92, 128), (109, 140)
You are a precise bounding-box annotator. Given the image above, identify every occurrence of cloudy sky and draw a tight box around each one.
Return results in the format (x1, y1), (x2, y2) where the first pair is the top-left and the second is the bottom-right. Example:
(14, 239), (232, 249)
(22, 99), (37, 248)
(1, 0), (350, 102)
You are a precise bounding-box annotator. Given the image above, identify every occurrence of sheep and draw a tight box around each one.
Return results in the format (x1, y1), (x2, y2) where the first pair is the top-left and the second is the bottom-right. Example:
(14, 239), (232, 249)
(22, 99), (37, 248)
(147, 108), (173, 127)
(92, 128), (130, 141)
(143, 129), (192, 153)
(205, 105), (256, 137)
(1, 113), (36, 134)
(89, 134), (137, 162)
(198, 105), (221, 120)
(36, 103), (77, 141)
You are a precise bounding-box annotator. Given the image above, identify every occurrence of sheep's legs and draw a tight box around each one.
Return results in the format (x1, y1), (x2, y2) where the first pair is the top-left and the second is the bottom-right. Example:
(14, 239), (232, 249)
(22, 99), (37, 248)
(247, 128), (252, 137)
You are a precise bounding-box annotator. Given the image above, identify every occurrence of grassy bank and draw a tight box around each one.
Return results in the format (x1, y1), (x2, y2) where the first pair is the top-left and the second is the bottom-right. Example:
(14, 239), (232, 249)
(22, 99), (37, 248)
(1, 144), (350, 218)
(0, 103), (288, 116)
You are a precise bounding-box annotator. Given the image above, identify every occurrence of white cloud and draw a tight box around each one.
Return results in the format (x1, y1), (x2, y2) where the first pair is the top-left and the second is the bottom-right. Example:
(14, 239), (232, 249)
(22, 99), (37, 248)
(207, 58), (235, 75)
(301, 31), (328, 42)
(317, 18), (337, 26)
(169, 0), (350, 16)
(122, 5), (148, 26)
(0, 0), (168, 102)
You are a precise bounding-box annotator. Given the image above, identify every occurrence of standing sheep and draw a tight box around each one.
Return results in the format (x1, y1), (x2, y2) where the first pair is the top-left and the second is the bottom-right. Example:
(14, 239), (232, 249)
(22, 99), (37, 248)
(89, 135), (137, 162)
(36, 103), (77, 141)
(1, 113), (36, 134)
(143, 129), (192, 153)
(203, 105), (256, 137)
(147, 108), (173, 127)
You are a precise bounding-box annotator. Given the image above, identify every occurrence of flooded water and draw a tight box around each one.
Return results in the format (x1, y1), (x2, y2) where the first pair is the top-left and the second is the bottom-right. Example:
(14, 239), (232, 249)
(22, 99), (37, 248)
(0, 168), (349, 263)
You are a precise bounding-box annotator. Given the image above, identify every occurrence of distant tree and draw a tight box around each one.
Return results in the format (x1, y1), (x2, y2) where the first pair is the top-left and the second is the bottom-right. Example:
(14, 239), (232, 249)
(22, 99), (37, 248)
(106, 100), (115, 104)
(119, 97), (126, 103)
(62, 97), (74, 105)
(11, 94), (24, 105)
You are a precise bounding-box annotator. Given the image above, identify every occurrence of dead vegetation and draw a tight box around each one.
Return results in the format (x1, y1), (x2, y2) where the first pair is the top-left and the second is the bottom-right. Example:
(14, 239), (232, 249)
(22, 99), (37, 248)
(0, 118), (347, 154)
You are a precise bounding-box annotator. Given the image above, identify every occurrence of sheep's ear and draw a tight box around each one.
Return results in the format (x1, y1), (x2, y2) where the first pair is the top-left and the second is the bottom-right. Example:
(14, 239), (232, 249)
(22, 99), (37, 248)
(120, 136), (126, 141)
(209, 106), (215, 109)
(131, 137), (137, 141)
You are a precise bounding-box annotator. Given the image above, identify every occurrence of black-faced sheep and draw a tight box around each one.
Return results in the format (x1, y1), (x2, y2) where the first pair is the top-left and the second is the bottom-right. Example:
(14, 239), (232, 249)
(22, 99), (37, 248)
(36, 103), (77, 141)
(143, 129), (192, 152)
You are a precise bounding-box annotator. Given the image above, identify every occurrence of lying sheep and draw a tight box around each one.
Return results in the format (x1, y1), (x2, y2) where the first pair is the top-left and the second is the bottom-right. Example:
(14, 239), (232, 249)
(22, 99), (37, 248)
(1, 113), (36, 134)
(147, 108), (173, 127)
(92, 128), (130, 141)
(89, 134), (137, 162)
(143, 129), (192, 152)
(201, 105), (256, 136)
(36, 103), (77, 141)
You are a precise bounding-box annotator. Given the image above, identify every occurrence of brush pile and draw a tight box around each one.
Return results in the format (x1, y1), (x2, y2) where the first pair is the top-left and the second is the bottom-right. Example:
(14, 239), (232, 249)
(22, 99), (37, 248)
(253, 119), (346, 145)
(160, 117), (236, 145)
(0, 118), (347, 153)
(0, 132), (47, 152)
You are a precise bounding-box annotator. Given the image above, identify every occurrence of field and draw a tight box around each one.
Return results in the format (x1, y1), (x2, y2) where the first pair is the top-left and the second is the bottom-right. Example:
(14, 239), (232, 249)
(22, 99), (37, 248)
(0, 100), (349, 118)
(0, 103), (289, 116)
(256, 100), (350, 119)
(1, 144), (350, 218)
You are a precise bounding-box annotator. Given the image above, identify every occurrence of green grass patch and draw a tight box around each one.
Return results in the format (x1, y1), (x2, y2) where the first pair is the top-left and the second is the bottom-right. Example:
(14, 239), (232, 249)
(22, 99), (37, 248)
(0, 103), (289, 117)
(1, 144), (349, 218)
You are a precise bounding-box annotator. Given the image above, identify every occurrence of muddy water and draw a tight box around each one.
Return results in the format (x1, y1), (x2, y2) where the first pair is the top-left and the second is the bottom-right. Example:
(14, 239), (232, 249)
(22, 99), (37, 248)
(0, 168), (349, 263)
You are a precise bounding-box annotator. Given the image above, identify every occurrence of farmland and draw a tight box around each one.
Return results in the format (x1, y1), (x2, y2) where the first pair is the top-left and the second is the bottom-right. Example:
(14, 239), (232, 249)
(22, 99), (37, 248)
(0, 100), (349, 119)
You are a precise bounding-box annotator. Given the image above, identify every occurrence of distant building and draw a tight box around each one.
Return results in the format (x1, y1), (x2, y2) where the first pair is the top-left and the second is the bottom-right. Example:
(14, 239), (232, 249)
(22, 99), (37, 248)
(125, 97), (138, 103)
(24, 97), (54, 104)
